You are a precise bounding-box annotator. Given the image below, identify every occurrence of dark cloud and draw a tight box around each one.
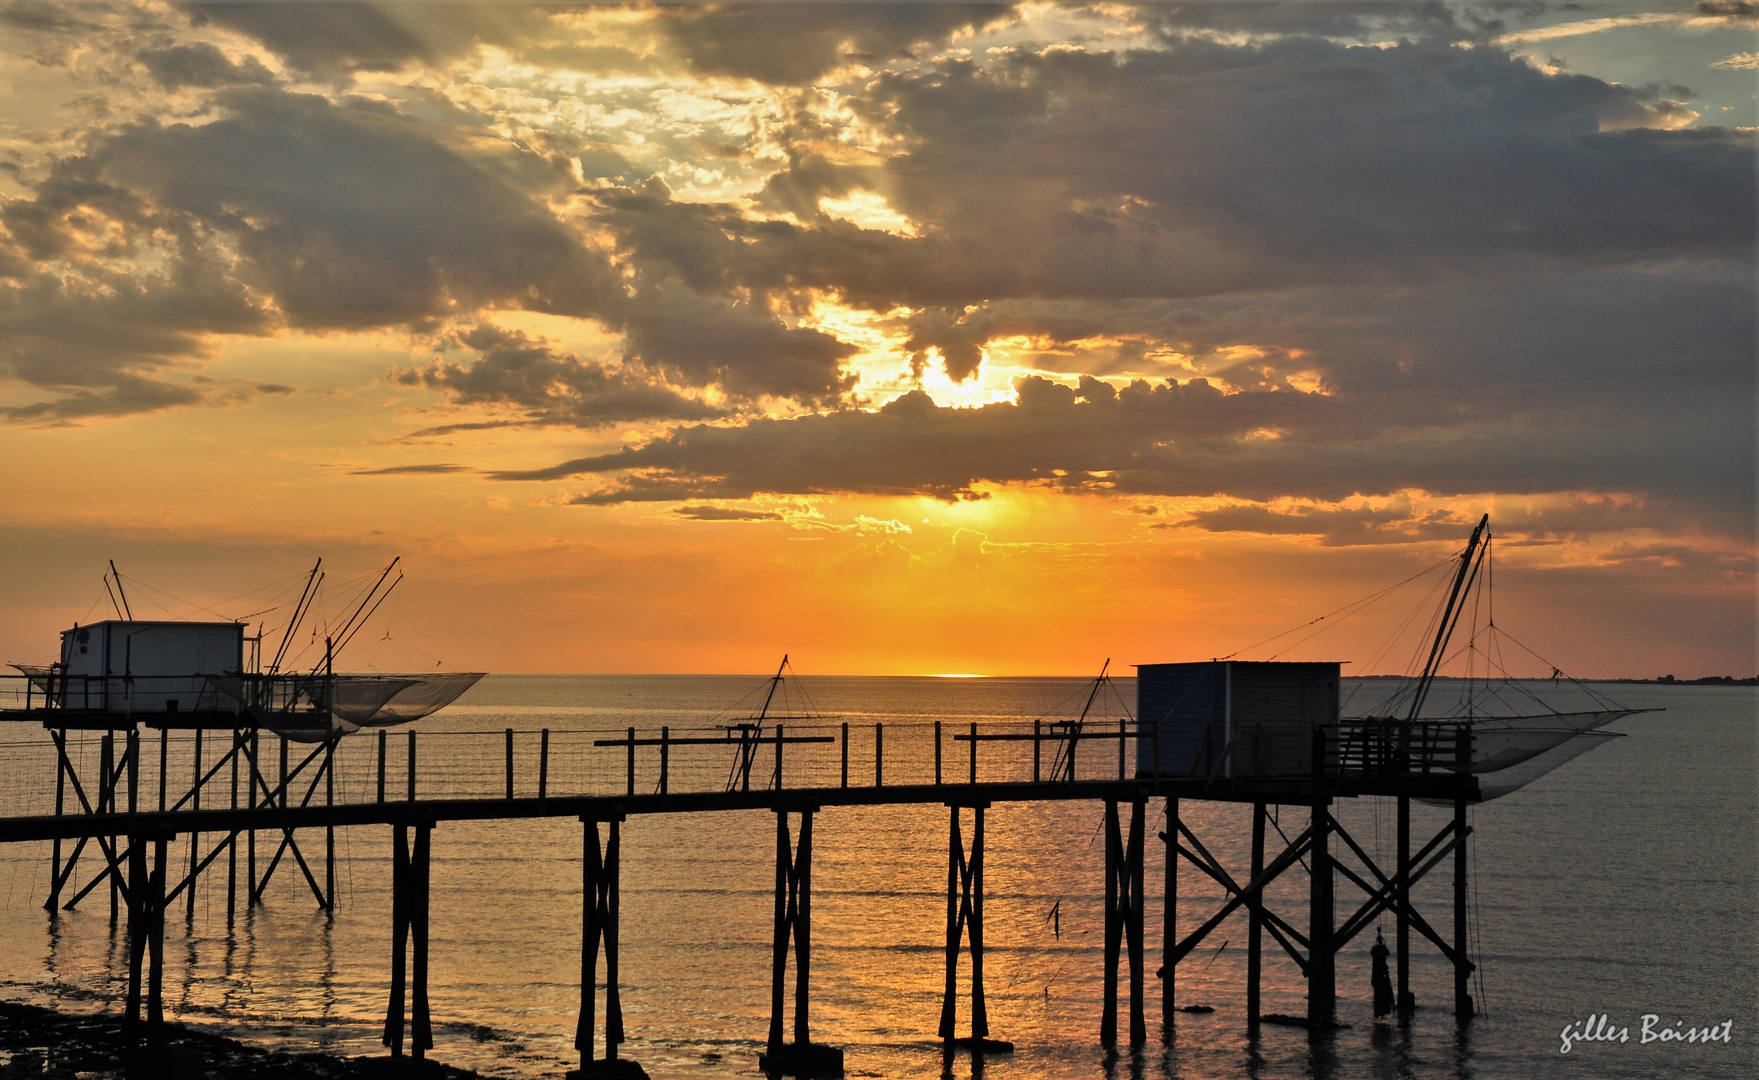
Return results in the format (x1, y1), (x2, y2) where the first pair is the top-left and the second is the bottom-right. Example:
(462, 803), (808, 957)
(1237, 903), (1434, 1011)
(79, 88), (622, 329)
(0, 257), (272, 421)
(349, 463), (467, 476)
(192, 2), (556, 76)
(1175, 502), (1468, 546)
(137, 42), (273, 89)
(672, 505), (784, 522)
(394, 323), (724, 427)
(656, 5), (1014, 85)
(490, 369), (1751, 525)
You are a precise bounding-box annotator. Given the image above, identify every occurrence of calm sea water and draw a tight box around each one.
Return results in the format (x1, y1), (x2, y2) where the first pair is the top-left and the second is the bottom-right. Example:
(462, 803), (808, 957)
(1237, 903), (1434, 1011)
(0, 677), (1752, 1079)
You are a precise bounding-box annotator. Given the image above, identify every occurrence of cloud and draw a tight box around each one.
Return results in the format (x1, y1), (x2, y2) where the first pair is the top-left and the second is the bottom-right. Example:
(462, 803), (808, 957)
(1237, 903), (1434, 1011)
(655, 5), (1014, 85)
(79, 88), (622, 329)
(136, 42), (273, 89)
(395, 323), (724, 428)
(193, 2), (556, 76)
(672, 505), (784, 522)
(349, 463), (468, 476)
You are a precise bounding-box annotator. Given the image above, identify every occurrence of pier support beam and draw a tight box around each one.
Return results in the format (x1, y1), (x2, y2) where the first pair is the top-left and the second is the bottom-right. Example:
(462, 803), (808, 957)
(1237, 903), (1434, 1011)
(573, 816), (644, 1079)
(1100, 798), (1146, 1048)
(1247, 802), (1265, 1026)
(1161, 796), (1176, 1024)
(1307, 801), (1335, 1026)
(939, 804), (1011, 1056)
(1454, 793), (1474, 1023)
(1397, 794), (1413, 1015)
(759, 807), (842, 1078)
(382, 822), (434, 1060)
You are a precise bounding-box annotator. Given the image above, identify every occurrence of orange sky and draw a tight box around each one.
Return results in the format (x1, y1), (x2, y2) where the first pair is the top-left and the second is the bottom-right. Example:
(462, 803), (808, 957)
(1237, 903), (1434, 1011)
(0, 3), (1752, 678)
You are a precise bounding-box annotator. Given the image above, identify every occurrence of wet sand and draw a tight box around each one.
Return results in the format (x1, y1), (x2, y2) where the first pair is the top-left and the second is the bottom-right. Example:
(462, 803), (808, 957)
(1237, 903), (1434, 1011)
(0, 1000), (481, 1079)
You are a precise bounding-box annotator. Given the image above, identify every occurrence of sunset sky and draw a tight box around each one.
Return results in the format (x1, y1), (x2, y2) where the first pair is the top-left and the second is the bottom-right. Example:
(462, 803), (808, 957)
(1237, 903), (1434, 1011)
(0, 1), (1752, 678)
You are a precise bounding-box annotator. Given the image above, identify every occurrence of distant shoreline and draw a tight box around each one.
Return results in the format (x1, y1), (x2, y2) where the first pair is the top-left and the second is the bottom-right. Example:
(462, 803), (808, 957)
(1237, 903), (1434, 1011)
(1348, 674), (1757, 686)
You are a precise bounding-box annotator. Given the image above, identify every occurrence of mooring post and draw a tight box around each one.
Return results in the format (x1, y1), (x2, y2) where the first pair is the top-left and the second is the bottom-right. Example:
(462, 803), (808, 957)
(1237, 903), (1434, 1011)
(1308, 801), (1335, 1024)
(1397, 793), (1412, 1014)
(1247, 802), (1265, 1025)
(188, 727), (201, 918)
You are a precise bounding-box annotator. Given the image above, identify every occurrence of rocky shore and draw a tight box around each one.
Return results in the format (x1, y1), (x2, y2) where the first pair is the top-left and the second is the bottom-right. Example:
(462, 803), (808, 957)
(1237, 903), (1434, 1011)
(0, 1000), (481, 1079)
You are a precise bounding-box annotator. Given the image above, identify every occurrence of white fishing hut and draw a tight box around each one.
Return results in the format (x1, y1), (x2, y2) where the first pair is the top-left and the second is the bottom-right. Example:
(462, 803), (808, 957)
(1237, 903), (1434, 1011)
(56, 620), (245, 715)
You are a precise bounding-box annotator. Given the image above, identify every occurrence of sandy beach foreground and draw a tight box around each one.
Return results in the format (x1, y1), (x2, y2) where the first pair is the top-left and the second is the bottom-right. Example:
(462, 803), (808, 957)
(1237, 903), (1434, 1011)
(0, 1000), (480, 1080)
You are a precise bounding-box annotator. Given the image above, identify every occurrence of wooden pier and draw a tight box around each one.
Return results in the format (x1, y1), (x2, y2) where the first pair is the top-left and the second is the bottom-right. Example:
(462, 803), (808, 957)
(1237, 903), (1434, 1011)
(0, 706), (1479, 1080)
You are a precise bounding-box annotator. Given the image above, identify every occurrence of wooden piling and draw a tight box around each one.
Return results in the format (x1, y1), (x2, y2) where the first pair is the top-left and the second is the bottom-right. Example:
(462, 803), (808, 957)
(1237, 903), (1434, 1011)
(1163, 796), (1177, 1020)
(1247, 802), (1265, 1025)
(576, 816), (630, 1073)
(1128, 798), (1145, 1046)
(506, 728), (515, 800)
(384, 825), (409, 1057)
(1102, 800), (1120, 1046)
(246, 730), (257, 907)
(325, 738), (335, 911)
(228, 729), (239, 922)
(935, 721), (942, 785)
(759, 807), (840, 1077)
(1308, 801), (1335, 1024)
(1397, 793), (1411, 1014)
(540, 729), (550, 799)
(407, 731), (416, 802)
(840, 723), (848, 789)
(148, 836), (166, 1039)
(377, 731), (387, 803)
(46, 730), (64, 910)
(1455, 725), (1473, 1023)
(188, 728), (201, 918)
(875, 723), (883, 787)
(102, 735), (115, 921)
(411, 823), (433, 1058)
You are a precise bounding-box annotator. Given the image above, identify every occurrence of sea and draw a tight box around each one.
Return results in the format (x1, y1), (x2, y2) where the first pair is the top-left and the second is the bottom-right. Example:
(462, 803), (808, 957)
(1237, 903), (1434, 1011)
(0, 676), (1752, 1079)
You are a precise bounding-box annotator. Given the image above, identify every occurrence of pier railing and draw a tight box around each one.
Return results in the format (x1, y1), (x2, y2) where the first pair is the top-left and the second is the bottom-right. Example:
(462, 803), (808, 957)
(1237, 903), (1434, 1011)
(1322, 719), (1473, 776)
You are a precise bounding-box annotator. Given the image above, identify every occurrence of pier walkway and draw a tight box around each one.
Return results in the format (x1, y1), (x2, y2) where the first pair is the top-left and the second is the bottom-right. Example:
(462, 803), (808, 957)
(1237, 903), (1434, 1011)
(0, 706), (1478, 1079)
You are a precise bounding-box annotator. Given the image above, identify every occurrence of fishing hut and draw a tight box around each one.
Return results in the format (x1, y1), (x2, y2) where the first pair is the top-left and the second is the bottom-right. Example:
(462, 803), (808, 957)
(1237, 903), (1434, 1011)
(0, 523), (1647, 1079)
